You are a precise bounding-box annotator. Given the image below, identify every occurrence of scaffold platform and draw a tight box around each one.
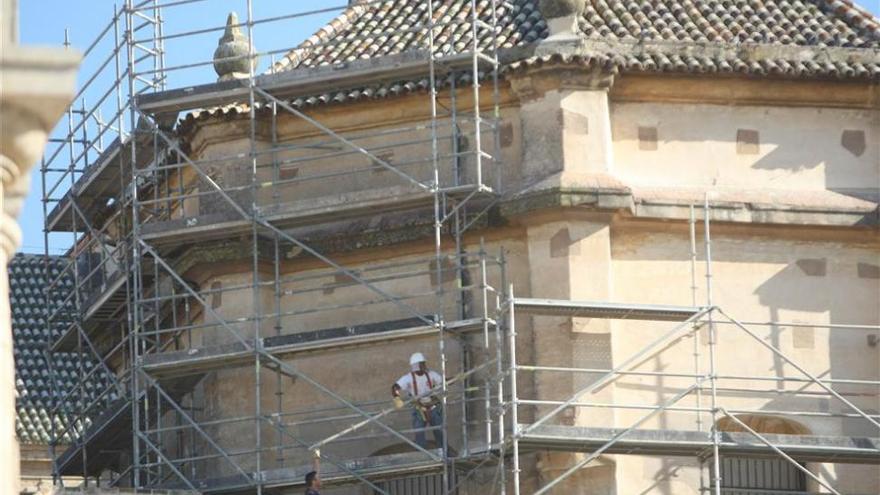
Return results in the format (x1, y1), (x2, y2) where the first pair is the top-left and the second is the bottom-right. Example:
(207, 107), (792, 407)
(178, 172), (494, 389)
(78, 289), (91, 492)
(141, 317), (486, 379)
(513, 298), (703, 321)
(161, 449), (446, 494)
(518, 424), (880, 464)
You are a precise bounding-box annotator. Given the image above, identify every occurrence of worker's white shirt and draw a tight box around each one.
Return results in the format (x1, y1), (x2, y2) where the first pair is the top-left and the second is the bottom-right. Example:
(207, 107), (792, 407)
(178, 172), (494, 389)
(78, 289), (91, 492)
(396, 370), (442, 404)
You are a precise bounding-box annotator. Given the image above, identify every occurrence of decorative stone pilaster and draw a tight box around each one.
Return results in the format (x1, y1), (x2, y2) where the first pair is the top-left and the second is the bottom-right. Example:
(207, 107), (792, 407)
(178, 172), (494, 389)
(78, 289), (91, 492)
(510, 63), (615, 185)
(0, 2), (80, 493)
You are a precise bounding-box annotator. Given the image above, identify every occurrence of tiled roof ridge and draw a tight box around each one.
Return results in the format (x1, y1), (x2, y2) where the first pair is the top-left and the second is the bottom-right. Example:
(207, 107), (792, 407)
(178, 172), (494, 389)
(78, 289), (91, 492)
(269, 1), (373, 73)
(819, 0), (880, 38)
(180, 0), (880, 132)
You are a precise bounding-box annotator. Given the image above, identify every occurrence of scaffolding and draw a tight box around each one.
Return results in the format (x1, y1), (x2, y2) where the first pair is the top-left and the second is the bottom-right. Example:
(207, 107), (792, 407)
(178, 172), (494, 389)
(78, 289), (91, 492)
(39, 1), (879, 494)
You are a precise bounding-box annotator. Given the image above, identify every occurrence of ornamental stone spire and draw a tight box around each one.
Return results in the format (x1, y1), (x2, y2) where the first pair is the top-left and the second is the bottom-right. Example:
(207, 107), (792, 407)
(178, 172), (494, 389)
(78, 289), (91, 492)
(213, 11), (257, 81)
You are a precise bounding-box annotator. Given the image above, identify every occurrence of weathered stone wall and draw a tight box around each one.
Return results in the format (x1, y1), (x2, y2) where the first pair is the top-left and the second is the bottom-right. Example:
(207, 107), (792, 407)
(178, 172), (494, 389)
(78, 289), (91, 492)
(151, 69), (880, 494)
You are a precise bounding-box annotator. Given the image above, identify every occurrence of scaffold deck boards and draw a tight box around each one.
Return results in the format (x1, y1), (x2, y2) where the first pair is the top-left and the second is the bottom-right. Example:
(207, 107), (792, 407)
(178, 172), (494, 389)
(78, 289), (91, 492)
(51, 273), (129, 352)
(518, 424), (880, 464)
(141, 317), (487, 379)
(161, 449), (446, 494)
(513, 298), (703, 321)
(137, 184), (493, 247)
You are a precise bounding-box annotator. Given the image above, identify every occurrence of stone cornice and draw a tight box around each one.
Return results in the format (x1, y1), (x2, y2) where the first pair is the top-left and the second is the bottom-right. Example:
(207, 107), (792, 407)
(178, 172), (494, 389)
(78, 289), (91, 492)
(509, 64), (615, 102)
(162, 183), (879, 271)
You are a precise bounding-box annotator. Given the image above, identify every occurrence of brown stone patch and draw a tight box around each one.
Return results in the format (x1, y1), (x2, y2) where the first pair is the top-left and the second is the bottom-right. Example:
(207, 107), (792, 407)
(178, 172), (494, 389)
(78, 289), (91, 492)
(558, 108), (588, 135)
(279, 166), (298, 180)
(840, 129), (866, 157)
(499, 122), (514, 148)
(795, 258), (826, 277)
(371, 150), (395, 173)
(638, 126), (658, 151)
(550, 228), (580, 258)
(210, 281), (222, 309)
(736, 129), (760, 155)
(857, 262), (880, 279)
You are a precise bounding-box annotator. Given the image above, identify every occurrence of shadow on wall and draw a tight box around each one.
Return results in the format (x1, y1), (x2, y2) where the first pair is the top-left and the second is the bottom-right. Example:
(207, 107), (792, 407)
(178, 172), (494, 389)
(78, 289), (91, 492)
(754, 257), (880, 492)
(635, 108), (878, 203)
(749, 126), (877, 203)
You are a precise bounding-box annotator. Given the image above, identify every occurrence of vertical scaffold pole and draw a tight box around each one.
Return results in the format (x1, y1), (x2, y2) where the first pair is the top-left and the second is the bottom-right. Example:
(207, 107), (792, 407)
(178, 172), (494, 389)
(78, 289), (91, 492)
(507, 284), (520, 495)
(245, 0), (262, 492)
(425, 1), (451, 493)
(123, 0), (142, 486)
(689, 205), (703, 434)
(704, 194), (721, 495)
(480, 239), (491, 450)
(496, 248), (507, 495)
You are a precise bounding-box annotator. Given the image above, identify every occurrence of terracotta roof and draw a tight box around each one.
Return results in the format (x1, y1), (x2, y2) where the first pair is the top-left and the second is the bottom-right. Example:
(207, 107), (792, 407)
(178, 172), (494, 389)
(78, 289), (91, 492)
(10, 254), (119, 445)
(182, 1), (878, 129)
(270, 0), (879, 79)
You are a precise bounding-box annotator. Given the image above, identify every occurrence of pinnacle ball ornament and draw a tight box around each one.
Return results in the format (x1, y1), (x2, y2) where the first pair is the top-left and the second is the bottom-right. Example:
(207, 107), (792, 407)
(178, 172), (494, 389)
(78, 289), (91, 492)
(213, 12), (259, 81)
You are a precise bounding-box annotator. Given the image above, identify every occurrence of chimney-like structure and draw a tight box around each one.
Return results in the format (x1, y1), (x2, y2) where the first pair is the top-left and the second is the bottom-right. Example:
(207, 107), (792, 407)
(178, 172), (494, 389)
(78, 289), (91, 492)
(213, 11), (258, 81)
(540, 0), (586, 38)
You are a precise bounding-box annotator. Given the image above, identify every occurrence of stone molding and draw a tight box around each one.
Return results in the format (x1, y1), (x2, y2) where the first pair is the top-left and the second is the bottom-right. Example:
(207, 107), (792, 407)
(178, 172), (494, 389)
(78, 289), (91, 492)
(509, 64), (615, 102)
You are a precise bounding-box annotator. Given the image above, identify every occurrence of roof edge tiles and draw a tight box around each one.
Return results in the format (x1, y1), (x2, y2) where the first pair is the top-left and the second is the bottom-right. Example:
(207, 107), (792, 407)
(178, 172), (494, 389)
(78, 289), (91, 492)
(174, 0), (879, 131)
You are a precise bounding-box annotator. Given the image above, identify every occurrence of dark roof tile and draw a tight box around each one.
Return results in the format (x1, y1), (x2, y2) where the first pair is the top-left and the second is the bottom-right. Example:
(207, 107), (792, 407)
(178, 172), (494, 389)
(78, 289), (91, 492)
(10, 253), (119, 445)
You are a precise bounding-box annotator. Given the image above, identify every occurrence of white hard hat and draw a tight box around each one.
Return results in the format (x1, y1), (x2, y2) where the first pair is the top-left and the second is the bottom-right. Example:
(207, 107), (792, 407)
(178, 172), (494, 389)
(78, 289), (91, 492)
(409, 352), (426, 365)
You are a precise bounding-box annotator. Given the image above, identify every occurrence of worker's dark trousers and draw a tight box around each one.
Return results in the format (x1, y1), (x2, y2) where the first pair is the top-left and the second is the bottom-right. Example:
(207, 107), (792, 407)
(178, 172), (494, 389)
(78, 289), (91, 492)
(412, 406), (443, 449)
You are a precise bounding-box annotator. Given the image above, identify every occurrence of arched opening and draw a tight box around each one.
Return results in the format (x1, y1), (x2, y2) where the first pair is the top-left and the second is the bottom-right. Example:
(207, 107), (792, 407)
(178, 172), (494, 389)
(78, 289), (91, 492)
(716, 414), (812, 436)
(712, 415), (812, 494)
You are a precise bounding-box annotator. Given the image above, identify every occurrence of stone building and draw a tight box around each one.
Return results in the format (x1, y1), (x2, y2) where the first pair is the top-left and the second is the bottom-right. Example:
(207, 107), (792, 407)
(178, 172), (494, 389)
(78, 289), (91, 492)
(42, 0), (878, 494)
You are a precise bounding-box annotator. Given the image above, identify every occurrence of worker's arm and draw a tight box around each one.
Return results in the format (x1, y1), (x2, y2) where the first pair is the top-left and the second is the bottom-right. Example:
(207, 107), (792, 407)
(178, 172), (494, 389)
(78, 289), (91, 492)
(312, 449), (320, 477)
(391, 379), (406, 409)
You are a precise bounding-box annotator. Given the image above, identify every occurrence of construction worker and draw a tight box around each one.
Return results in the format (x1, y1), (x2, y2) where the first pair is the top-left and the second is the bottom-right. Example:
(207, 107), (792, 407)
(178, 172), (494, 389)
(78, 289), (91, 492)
(391, 352), (444, 449)
(304, 449), (321, 495)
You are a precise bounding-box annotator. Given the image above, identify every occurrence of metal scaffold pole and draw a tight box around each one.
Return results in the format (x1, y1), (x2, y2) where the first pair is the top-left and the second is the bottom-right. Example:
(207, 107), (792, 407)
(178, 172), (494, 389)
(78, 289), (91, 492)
(704, 195), (722, 495)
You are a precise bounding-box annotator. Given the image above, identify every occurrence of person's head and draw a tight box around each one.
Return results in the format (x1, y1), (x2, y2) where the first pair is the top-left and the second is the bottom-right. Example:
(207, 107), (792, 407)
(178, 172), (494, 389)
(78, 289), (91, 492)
(305, 470), (320, 489)
(410, 352), (427, 375)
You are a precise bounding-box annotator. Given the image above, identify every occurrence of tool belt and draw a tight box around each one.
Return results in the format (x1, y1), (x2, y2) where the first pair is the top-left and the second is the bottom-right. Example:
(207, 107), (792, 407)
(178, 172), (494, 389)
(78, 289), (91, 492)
(410, 371), (441, 422)
(414, 396), (441, 422)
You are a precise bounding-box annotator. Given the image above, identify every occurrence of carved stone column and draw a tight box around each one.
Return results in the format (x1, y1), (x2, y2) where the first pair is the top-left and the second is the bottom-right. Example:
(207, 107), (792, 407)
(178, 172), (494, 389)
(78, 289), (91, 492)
(0, 1), (80, 492)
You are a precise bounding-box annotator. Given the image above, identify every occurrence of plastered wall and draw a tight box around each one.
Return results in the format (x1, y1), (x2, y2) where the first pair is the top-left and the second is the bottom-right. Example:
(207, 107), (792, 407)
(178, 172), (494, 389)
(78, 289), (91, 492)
(612, 102), (880, 196)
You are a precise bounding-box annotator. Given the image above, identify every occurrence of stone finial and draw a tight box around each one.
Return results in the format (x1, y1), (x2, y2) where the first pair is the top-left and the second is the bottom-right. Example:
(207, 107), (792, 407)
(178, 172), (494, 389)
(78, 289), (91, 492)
(213, 12), (257, 81)
(540, 0), (586, 38)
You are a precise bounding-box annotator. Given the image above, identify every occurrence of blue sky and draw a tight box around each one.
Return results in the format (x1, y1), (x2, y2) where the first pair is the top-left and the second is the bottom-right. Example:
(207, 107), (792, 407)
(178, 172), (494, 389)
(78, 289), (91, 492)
(19, 0), (340, 253)
(16, 0), (880, 254)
